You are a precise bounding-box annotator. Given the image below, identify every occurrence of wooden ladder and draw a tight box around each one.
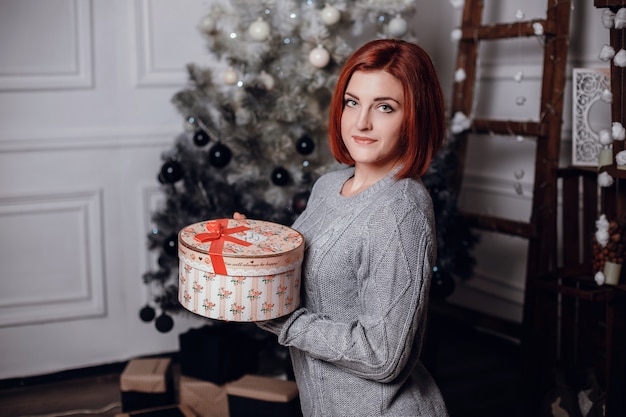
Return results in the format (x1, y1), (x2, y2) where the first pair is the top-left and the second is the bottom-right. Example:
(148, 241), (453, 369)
(441, 0), (572, 409)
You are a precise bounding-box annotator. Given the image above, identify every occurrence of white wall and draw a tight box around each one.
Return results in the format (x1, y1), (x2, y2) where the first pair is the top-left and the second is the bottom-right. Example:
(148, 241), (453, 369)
(0, 0), (609, 379)
(0, 0), (212, 379)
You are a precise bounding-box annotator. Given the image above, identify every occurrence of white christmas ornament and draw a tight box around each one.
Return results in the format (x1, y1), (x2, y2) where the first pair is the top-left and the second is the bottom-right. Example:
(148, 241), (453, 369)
(309, 45), (330, 68)
(515, 10), (525, 20)
(321, 4), (341, 25)
(616, 150), (626, 167)
(514, 71), (524, 82)
(595, 214), (610, 246)
(248, 18), (270, 41)
(601, 88), (613, 103)
(533, 22), (544, 36)
(595, 271), (606, 286)
(454, 68), (466, 82)
(450, 0), (464, 9)
(451, 28), (462, 42)
(602, 9), (616, 28)
(259, 70), (275, 90)
(451, 111), (471, 134)
(598, 171), (614, 187)
(388, 15), (408, 37)
(599, 44), (616, 61)
(612, 122), (626, 141)
(615, 8), (626, 29)
(596, 213), (610, 231)
(599, 129), (613, 145)
(614, 49), (626, 67)
(223, 67), (238, 85)
(198, 15), (217, 33)
(596, 228), (610, 246)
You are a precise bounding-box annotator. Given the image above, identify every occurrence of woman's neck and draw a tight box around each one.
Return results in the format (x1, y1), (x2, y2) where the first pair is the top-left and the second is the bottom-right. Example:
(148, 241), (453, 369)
(341, 162), (399, 197)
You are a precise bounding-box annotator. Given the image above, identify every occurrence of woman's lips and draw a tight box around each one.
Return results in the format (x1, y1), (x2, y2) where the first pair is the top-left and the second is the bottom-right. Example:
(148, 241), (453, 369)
(353, 135), (376, 144)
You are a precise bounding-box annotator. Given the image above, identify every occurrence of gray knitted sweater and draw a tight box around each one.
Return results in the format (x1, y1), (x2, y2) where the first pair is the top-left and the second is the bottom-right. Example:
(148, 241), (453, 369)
(259, 167), (449, 417)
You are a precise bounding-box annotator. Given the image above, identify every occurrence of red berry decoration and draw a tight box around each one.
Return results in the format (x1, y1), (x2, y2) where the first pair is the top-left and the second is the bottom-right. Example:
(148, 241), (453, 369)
(208, 142), (232, 168)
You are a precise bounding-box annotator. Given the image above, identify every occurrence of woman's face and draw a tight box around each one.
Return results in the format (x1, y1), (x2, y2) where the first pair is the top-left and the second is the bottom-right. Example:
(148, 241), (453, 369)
(340, 70), (405, 170)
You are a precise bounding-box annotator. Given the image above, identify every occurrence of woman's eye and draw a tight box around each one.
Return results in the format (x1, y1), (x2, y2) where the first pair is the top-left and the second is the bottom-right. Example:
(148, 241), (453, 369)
(378, 104), (393, 113)
(345, 98), (357, 108)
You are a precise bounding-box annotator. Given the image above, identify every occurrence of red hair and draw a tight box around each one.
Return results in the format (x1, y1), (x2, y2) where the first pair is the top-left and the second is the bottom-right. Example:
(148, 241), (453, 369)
(328, 39), (446, 179)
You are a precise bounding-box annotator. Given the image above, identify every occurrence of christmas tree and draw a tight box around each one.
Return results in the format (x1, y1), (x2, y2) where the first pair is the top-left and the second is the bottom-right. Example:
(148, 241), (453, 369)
(140, 0), (477, 333)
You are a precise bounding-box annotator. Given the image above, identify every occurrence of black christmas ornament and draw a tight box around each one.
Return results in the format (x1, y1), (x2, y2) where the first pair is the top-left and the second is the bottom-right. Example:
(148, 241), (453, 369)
(208, 142), (232, 168)
(430, 266), (455, 298)
(292, 191), (310, 214)
(296, 134), (315, 155)
(157, 255), (169, 268)
(159, 160), (184, 184)
(155, 312), (174, 333)
(139, 304), (156, 322)
(271, 166), (290, 186)
(193, 128), (211, 147)
(162, 234), (178, 257)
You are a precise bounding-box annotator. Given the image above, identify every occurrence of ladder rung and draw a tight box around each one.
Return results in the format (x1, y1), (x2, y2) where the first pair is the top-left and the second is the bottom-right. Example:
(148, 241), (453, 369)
(459, 19), (553, 41)
(532, 279), (615, 301)
(471, 119), (547, 137)
(462, 212), (537, 238)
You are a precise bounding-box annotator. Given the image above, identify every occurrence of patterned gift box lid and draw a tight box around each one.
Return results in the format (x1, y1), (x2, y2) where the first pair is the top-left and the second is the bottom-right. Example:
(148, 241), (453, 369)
(178, 219), (304, 277)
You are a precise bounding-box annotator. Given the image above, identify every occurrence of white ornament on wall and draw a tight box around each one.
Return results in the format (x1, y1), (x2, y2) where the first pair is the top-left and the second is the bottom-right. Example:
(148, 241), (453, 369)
(599, 44), (616, 61)
(454, 68), (466, 82)
(450, 0), (464, 9)
(602, 9), (616, 28)
(572, 68), (611, 166)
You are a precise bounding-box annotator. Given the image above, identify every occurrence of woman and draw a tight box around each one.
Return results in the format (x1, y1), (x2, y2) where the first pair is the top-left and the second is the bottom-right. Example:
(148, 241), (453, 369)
(239, 38), (448, 416)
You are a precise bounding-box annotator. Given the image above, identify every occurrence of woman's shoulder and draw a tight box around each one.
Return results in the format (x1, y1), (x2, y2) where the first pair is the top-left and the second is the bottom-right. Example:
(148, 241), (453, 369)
(380, 177), (435, 224)
(391, 177), (432, 205)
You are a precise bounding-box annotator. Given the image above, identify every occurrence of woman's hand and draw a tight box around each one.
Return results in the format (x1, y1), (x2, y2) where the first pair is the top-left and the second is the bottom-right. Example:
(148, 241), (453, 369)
(233, 212), (247, 220)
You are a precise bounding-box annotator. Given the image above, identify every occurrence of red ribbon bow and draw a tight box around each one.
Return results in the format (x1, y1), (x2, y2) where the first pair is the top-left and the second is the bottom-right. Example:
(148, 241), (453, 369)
(194, 219), (252, 275)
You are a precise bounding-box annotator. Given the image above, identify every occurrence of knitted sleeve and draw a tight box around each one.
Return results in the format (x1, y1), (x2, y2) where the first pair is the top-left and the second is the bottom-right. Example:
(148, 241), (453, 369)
(259, 202), (435, 383)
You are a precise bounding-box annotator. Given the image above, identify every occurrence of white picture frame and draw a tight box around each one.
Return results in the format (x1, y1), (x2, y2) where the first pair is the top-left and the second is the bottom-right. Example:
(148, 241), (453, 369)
(572, 67), (611, 166)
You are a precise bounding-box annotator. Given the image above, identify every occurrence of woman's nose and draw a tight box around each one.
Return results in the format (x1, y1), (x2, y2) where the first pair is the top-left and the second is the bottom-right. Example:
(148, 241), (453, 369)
(355, 109), (372, 131)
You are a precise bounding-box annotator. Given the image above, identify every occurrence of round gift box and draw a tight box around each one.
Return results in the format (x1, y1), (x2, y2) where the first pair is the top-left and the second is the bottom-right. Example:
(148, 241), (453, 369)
(178, 219), (304, 322)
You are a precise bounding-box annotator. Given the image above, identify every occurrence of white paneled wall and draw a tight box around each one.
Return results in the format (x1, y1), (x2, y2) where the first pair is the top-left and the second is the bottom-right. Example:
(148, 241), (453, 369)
(0, 0), (211, 379)
(0, 0), (609, 379)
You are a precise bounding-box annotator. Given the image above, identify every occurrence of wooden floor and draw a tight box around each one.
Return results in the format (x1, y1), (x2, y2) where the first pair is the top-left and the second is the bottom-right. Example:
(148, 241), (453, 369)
(0, 316), (523, 417)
